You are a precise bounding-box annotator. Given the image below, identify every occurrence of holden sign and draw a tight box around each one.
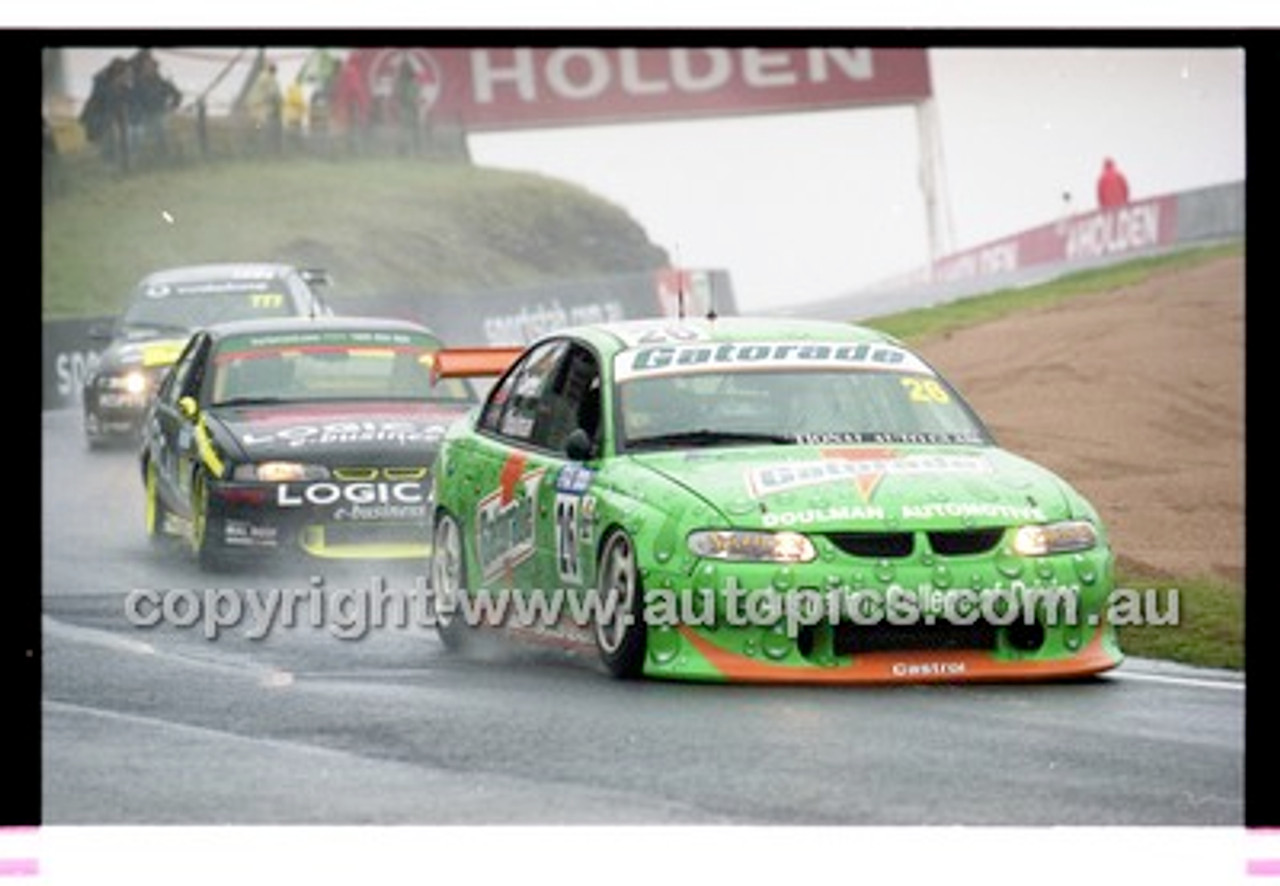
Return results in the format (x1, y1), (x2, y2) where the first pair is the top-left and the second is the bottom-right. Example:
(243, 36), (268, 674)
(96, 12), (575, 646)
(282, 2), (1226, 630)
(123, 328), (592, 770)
(343, 48), (932, 131)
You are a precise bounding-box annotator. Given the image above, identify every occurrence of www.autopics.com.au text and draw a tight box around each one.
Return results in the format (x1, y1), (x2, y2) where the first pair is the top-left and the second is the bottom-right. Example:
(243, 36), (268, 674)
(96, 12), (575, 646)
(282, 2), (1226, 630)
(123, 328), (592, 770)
(123, 578), (1181, 642)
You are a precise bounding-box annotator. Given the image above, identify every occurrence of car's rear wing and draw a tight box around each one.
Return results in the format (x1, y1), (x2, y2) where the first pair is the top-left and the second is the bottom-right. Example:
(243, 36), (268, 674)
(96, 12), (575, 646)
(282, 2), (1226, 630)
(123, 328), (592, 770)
(430, 346), (525, 382)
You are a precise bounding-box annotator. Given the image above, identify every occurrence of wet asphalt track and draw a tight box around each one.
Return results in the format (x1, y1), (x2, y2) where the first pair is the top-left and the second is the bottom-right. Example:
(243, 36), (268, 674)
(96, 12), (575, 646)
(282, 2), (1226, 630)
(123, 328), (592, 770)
(40, 408), (1244, 826)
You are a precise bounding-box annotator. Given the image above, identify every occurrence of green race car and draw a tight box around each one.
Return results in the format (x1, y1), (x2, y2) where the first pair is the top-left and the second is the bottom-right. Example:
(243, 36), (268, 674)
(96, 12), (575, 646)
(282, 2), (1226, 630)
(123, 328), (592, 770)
(428, 317), (1123, 683)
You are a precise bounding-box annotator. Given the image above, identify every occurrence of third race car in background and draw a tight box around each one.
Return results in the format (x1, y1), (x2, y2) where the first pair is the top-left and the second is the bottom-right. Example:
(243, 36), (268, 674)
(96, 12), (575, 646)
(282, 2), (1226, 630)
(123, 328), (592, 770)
(140, 315), (477, 569)
(428, 317), (1124, 684)
(83, 261), (333, 449)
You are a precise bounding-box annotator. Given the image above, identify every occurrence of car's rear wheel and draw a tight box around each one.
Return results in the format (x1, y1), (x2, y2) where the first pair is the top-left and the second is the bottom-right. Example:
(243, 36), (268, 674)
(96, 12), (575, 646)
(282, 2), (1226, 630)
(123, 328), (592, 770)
(595, 530), (646, 679)
(431, 511), (473, 652)
(143, 458), (171, 544)
(190, 469), (227, 571)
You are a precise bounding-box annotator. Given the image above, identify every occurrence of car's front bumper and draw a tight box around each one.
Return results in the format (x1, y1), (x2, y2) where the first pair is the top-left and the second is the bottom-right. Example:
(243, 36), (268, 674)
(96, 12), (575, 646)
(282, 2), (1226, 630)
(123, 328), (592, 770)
(84, 389), (150, 439)
(85, 366), (170, 441)
(205, 477), (434, 561)
(637, 547), (1123, 684)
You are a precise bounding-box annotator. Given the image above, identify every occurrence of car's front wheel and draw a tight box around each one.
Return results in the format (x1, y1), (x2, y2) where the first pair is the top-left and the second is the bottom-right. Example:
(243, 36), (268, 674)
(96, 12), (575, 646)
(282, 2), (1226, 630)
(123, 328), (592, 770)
(143, 458), (171, 545)
(594, 530), (646, 679)
(83, 408), (107, 451)
(190, 469), (228, 571)
(431, 511), (473, 652)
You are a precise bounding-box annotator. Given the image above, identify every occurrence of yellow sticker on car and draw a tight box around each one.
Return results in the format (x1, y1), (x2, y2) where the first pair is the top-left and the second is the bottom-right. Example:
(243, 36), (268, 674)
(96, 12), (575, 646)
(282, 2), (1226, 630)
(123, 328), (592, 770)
(140, 340), (187, 367)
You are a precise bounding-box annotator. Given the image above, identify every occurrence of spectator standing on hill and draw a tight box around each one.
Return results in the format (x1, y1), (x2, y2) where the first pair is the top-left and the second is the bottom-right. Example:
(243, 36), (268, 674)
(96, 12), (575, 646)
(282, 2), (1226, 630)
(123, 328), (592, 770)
(298, 48), (341, 146)
(127, 49), (181, 165)
(332, 55), (372, 154)
(247, 60), (284, 154)
(395, 56), (423, 156)
(282, 78), (308, 149)
(1096, 157), (1131, 209)
(80, 57), (133, 169)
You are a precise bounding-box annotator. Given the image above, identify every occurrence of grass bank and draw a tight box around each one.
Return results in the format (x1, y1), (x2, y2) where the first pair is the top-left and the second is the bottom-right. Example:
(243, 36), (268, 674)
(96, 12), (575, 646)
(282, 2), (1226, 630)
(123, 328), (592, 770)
(42, 153), (669, 321)
(865, 241), (1243, 343)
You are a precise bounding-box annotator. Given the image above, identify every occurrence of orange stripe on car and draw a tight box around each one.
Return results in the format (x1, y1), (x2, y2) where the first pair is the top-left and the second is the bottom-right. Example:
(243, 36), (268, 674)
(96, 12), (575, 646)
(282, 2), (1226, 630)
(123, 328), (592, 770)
(674, 616), (1120, 684)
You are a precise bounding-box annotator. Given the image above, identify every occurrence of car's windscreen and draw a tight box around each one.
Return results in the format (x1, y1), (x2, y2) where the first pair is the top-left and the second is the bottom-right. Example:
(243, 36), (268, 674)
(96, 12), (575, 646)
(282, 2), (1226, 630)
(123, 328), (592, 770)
(207, 330), (475, 406)
(614, 341), (991, 451)
(121, 280), (298, 332)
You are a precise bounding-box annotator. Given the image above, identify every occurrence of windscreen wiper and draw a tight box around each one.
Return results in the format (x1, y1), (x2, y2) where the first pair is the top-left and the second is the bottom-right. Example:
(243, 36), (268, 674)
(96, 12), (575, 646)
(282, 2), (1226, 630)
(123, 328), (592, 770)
(626, 429), (793, 451)
(212, 396), (292, 408)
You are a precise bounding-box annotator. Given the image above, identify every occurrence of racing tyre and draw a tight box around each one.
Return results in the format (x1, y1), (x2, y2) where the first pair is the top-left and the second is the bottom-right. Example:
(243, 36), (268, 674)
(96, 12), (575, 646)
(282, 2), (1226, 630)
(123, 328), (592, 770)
(594, 530), (647, 679)
(83, 409), (106, 451)
(143, 458), (171, 544)
(431, 511), (474, 652)
(190, 469), (229, 571)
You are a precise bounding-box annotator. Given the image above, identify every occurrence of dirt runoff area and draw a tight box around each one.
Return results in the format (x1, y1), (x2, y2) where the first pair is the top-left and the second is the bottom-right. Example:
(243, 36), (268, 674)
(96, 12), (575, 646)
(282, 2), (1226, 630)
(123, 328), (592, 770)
(910, 253), (1244, 587)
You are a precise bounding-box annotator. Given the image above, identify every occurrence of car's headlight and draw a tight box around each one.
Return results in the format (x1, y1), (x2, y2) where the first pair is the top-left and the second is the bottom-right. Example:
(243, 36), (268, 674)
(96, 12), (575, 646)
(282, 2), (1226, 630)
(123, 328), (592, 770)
(231, 462), (331, 482)
(688, 530), (816, 563)
(99, 370), (149, 392)
(1011, 520), (1098, 556)
(123, 370), (148, 395)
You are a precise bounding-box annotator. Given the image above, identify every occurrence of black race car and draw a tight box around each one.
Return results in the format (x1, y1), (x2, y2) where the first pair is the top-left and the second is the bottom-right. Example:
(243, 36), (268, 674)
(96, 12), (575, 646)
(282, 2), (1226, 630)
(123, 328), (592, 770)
(83, 262), (333, 449)
(139, 315), (477, 570)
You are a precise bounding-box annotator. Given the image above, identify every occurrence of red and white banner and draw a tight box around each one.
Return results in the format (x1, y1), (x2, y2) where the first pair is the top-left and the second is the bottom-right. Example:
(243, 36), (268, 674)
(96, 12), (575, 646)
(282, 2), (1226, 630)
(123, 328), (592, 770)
(931, 195), (1180, 286)
(345, 48), (932, 131)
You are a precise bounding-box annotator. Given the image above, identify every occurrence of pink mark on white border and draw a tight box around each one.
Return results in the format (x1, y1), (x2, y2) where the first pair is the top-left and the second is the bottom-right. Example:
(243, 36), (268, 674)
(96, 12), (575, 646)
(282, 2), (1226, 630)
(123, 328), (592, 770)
(0, 828), (38, 879)
(1248, 828), (1280, 878)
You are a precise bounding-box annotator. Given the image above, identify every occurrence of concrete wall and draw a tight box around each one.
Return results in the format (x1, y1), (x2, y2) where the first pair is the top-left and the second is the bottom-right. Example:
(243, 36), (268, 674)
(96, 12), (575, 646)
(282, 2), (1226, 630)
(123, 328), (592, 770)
(1176, 181), (1245, 243)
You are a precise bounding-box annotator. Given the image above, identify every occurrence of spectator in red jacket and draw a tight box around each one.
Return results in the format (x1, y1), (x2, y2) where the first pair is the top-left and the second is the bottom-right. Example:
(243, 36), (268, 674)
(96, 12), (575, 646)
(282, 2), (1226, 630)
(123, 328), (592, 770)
(1096, 157), (1131, 209)
(331, 55), (372, 153)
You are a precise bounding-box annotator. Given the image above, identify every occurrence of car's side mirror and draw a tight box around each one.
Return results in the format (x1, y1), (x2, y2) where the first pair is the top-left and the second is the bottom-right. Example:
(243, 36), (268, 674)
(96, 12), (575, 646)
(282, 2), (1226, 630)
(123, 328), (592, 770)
(178, 396), (198, 420)
(88, 321), (115, 342)
(564, 428), (596, 462)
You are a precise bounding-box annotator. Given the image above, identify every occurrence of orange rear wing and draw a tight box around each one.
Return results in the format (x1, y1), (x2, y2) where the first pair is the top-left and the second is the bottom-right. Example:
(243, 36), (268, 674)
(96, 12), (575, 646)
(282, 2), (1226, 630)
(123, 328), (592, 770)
(430, 346), (524, 382)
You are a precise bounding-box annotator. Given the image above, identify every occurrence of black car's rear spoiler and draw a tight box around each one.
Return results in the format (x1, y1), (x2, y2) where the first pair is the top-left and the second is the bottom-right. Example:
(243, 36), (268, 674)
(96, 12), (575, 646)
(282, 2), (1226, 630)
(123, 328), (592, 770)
(430, 347), (524, 382)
